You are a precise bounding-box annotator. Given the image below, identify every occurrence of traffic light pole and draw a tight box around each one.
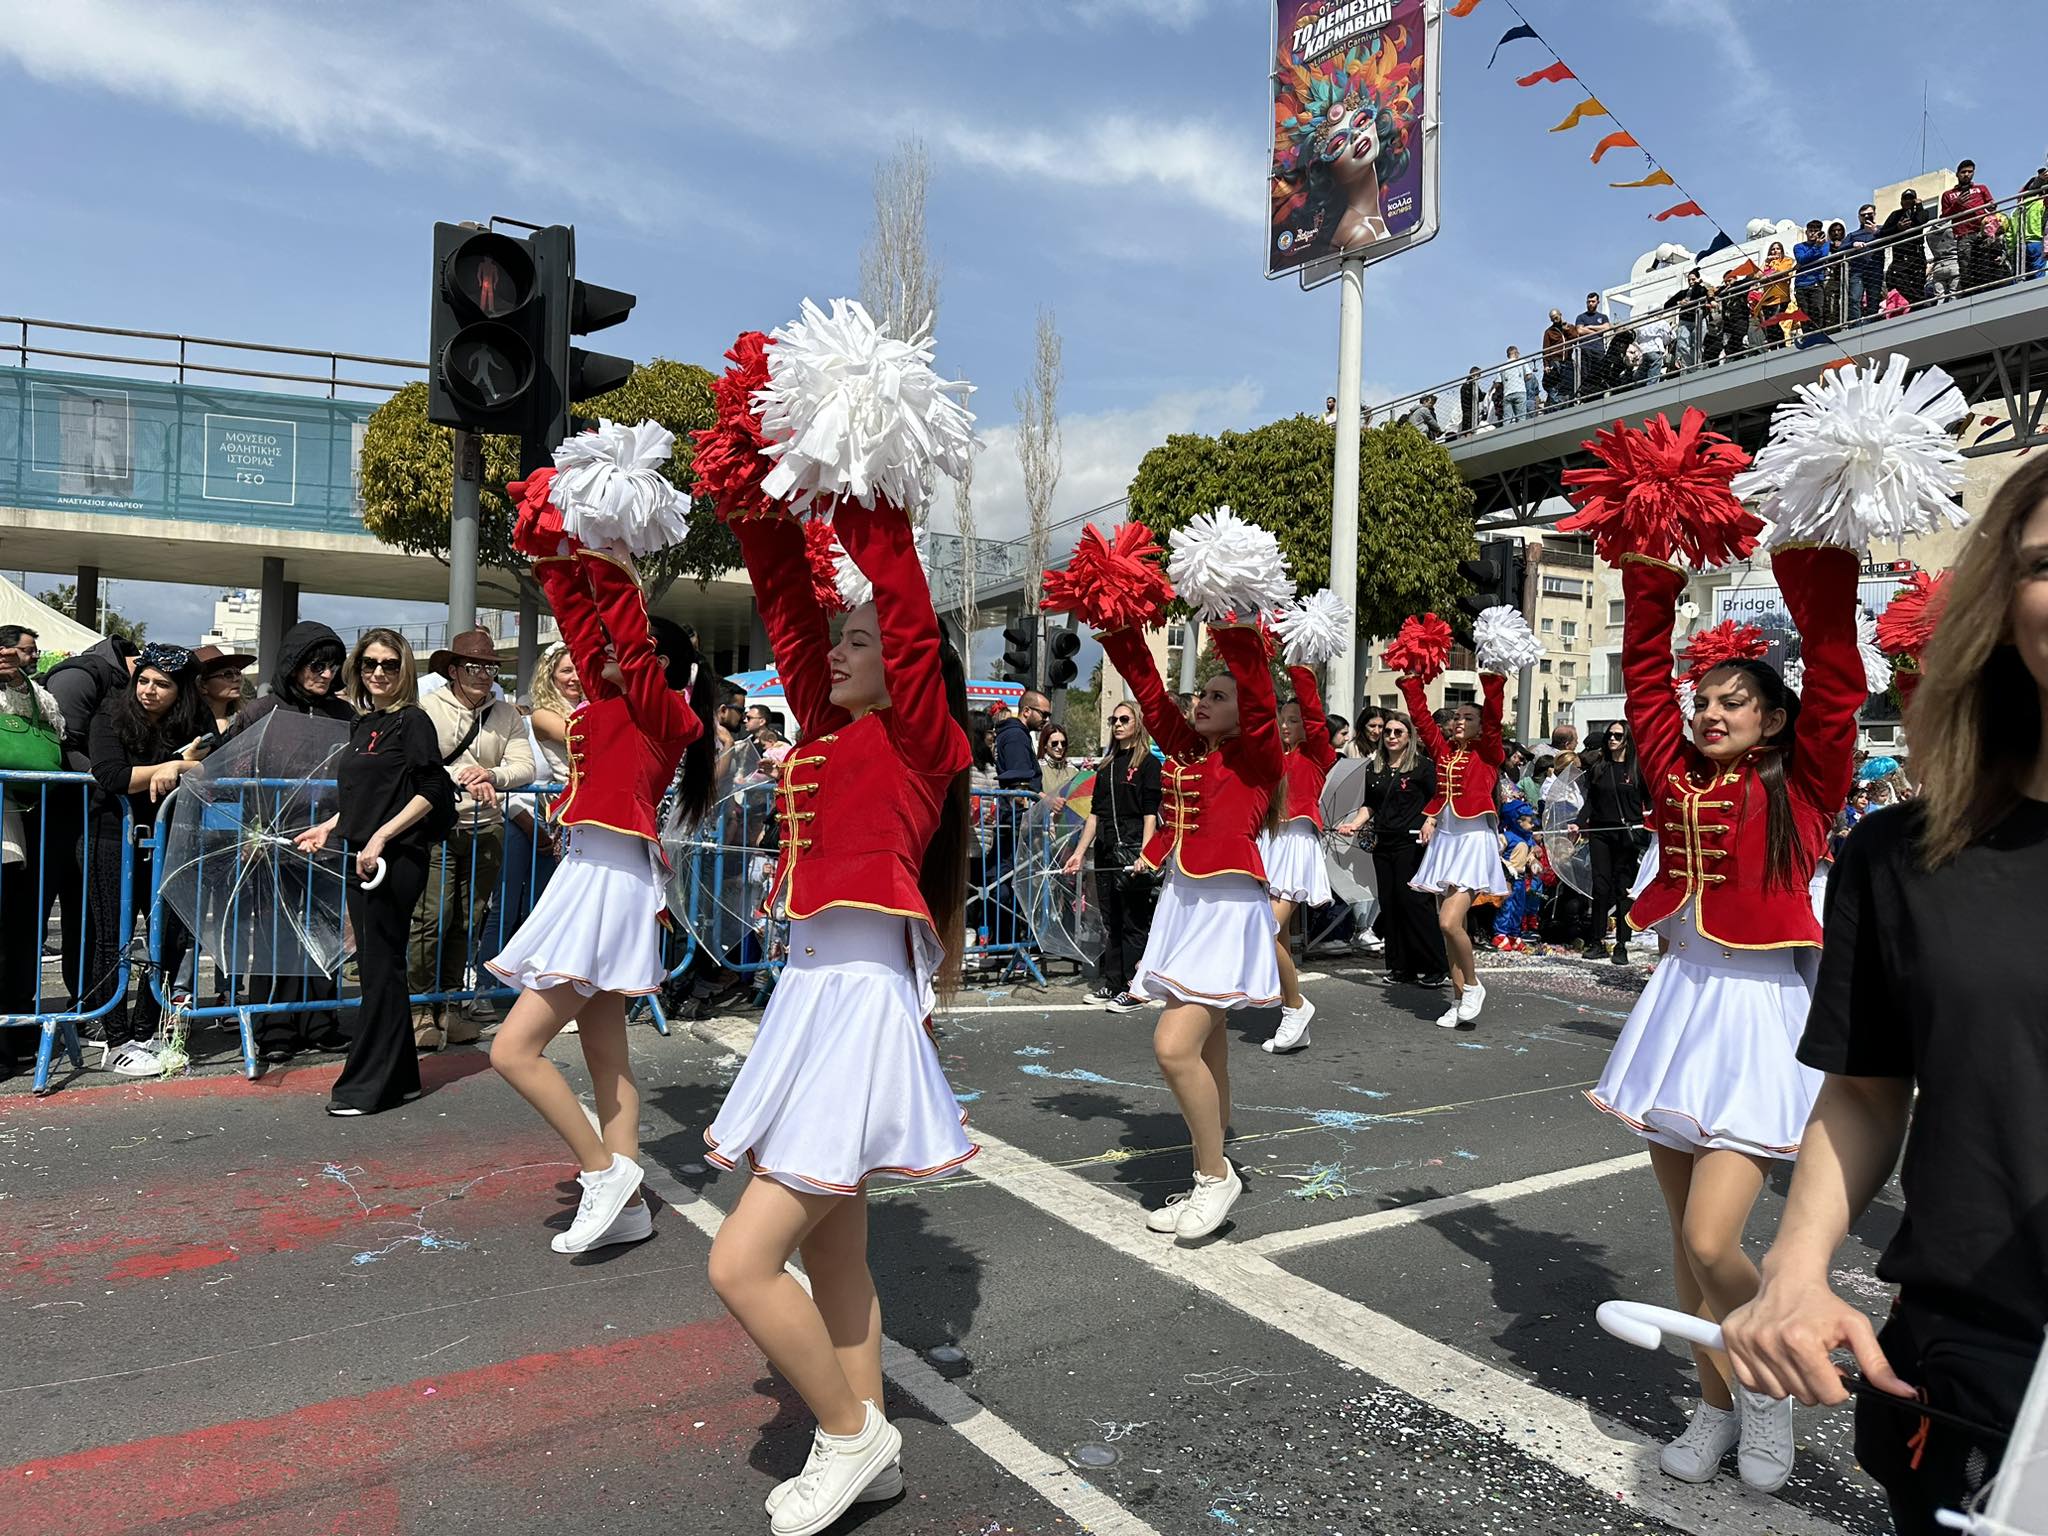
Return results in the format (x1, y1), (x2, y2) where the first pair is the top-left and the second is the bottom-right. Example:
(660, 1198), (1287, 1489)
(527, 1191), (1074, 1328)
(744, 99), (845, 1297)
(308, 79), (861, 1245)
(1327, 256), (1365, 721)
(448, 429), (481, 632)
(1514, 537), (1540, 744)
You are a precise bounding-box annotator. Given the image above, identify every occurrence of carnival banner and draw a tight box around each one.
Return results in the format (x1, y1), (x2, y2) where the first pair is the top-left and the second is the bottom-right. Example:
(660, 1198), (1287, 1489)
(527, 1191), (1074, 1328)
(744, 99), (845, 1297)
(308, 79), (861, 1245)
(1268, 0), (1438, 279)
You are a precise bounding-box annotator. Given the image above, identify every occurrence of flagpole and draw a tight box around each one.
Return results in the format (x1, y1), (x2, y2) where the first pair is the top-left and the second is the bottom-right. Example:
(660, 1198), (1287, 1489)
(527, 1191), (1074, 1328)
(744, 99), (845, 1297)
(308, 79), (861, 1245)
(1328, 254), (1365, 723)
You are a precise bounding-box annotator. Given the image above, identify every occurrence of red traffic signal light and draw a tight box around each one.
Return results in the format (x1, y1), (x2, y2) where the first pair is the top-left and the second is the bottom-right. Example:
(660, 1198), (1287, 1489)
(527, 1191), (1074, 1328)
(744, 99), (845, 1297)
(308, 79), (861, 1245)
(429, 223), (542, 432)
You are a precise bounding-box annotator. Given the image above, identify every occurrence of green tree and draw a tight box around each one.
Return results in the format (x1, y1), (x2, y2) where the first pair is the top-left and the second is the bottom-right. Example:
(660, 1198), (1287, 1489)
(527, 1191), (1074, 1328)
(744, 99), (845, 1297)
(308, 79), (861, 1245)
(43, 583), (147, 645)
(358, 359), (736, 606)
(1126, 414), (1476, 643)
(1061, 658), (1104, 753)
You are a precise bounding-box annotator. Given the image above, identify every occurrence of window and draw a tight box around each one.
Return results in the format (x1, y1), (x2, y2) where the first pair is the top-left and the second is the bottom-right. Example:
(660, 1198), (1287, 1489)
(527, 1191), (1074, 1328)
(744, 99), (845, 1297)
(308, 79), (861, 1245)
(1542, 574), (1587, 599)
(1561, 620), (1579, 644)
(1379, 694), (1399, 711)
(1607, 599), (1626, 628)
(1540, 617), (1555, 634)
(1445, 685), (1476, 706)
(1604, 653), (1626, 692)
(1539, 659), (1553, 674)
(1561, 661), (1577, 681)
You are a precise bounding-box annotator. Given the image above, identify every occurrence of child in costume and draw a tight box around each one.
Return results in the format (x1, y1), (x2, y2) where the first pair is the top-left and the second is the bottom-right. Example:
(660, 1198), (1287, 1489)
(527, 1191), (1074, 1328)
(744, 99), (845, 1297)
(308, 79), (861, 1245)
(1491, 798), (1539, 951)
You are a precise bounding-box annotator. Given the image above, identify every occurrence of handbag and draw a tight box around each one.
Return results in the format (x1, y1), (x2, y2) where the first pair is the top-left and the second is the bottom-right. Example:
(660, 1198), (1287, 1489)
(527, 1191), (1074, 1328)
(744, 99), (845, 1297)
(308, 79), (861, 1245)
(0, 693), (63, 806)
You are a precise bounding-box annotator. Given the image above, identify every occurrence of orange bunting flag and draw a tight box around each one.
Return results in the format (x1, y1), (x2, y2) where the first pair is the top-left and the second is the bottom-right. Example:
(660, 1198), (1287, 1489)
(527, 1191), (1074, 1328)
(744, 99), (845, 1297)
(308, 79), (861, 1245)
(1516, 61), (1574, 86)
(1590, 130), (1639, 164)
(1550, 98), (1609, 132)
(1609, 168), (1676, 189)
(1652, 200), (1707, 221)
(1449, 0), (1483, 15)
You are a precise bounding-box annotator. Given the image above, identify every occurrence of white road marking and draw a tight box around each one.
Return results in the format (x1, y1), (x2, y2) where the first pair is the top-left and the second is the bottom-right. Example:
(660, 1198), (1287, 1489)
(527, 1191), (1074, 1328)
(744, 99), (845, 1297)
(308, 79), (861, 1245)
(647, 1169), (1166, 1536)
(689, 1016), (1846, 1536)
(940, 1002), (1146, 1015)
(1243, 1153), (1651, 1257)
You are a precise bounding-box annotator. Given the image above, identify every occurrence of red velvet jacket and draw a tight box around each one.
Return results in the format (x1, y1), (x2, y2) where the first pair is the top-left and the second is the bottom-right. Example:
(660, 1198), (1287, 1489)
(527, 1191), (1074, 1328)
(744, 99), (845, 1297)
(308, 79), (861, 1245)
(1099, 625), (1284, 881)
(1623, 546), (1860, 950)
(1398, 671), (1507, 820)
(535, 545), (701, 843)
(1280, 665), (1338, 830)
(735, 505), (971, 932)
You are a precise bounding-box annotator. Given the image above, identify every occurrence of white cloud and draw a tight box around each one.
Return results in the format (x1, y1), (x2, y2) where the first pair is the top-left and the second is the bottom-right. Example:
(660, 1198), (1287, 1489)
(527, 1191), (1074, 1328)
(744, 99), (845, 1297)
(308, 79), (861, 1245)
(928, 113), (1265, 228)
(1066, 0), (1213, 28)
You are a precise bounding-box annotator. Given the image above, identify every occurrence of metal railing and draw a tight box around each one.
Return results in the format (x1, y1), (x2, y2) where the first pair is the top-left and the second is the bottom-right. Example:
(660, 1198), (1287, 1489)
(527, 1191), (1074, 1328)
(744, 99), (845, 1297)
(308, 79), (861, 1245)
(1375, 184), (2047, 440)
(1, 317), (425, 400)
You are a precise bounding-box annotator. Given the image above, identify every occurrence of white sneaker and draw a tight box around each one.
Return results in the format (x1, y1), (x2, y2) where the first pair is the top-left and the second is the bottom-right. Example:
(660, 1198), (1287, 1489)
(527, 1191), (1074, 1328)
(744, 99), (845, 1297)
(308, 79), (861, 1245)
(1263, 999), (1314, 1053)
(594, 1194), (654, 1247)
(765, 1457), (902, 1517)
(1173, 1166), (1242, 1243)
(1456, 980), (1486, 1023)
(1736, 1387), (1796, 1492)
(1434, 1002), (1463, 1029)
(1353, 934), (1384, 953)
(551, 1155), (645, 1254)
(769, 1401), (903, 1536)
(1658, 1399), (1737, 1483)
(1146, 1191), (1193, 1233)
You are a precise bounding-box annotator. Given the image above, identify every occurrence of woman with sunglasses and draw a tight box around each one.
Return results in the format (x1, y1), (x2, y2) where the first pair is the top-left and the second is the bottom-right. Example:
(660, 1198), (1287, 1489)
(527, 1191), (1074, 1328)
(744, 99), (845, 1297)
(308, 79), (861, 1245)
(1036, 723), (1078, 805)
(1576, 720), (1648, 965)
(296, 632), (452, 1115)
(1262, 664), (1338, 1053)
(1062, 703), (1160, 1012)
(1336, 712), (1446, 986)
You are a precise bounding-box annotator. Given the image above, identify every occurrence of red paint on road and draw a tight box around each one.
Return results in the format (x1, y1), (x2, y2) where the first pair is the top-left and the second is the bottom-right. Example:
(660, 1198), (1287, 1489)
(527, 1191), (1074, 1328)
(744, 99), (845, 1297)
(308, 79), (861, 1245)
(0, 1314), (775, 1536)
(106, 1244), (240, 1280)
(0, 1050), (493, 1114)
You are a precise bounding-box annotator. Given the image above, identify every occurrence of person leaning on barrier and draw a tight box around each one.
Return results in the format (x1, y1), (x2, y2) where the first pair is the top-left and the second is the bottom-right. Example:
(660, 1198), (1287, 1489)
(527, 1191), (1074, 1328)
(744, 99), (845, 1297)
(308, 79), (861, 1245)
(41, 632), (138, 1012)
(83, 643), (208, 1075)
(0, 625), (61, 1073)
(410, 629), (535, 1053)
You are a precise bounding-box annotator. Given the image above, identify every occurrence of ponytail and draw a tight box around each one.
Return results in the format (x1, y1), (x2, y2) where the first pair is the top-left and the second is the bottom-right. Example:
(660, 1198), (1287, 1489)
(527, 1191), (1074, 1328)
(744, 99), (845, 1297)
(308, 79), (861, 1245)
(1711, 660), (1805, 892)
(650, 616), (720, 830)
(919, 640), (974, 997)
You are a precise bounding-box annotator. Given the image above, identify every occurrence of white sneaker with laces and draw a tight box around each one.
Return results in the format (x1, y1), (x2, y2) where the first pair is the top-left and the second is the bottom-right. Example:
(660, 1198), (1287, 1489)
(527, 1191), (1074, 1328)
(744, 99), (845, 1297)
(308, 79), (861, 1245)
(769, 1401), (903, 1536)
(1146, 1190), (1193, 1233)
(1172, 1166), (1243, 1243)
(1736, 1387), (1796, 1492)
(1456, 980), (1487, 1023)
(765, 1455), (902, 1517)
(1658, 1399), (1737, 1483)
(551, 1155), (645, 1254)
(1263, 999), (1315, 1053)
(1434, 1002), (1463, 1029)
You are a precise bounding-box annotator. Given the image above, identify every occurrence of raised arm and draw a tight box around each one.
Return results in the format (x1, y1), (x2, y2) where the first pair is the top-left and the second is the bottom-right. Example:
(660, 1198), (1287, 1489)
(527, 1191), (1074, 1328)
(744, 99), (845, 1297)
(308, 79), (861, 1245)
(533, 553), (618, 707)
(577, 547), (702, 752)
(733, 517), (851, 743)
(1287, 665), (1337, 771)
(1477, 672), (1507, 765)
(1397, 674), (1450, 763)
(833, 499), (970, 779)
(1097, 627), (1202, 760)
(1775, 544), (1862, 816)
(1619, 555), (1691, 789)
(1216, 625), (1283, 787)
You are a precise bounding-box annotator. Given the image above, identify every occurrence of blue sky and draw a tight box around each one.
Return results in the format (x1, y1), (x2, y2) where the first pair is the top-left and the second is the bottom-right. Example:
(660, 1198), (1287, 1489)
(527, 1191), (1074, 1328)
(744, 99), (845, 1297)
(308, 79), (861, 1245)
(1, 0), (2041, 643)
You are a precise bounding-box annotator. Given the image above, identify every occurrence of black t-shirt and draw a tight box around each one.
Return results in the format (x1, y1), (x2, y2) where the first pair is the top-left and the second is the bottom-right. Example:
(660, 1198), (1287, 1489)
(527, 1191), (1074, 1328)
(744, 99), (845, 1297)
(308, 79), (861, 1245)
(1094, 746), (1161, 862)
(1581, 753), (1645, 831)
(1361, 756), (1437, 836)
(1800, 798), (2048, 1342)
(336, 706), (452, 849)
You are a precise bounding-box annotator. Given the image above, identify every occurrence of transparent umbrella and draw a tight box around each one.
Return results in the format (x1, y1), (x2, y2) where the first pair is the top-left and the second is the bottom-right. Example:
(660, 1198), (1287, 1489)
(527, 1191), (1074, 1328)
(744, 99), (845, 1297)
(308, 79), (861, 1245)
(158, 711), (353, 979)
(663, 741), (783, 969)
(1009, 792), (1102, 966)
(1539, 764), (1594, 900)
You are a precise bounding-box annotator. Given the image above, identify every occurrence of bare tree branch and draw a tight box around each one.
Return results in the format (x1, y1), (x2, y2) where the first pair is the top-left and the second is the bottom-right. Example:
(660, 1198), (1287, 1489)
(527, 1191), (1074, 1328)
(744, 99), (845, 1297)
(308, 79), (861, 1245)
(953, 442), (979, 637)
(1015, 306), (1064, 621)
(860, 136), (943, 527)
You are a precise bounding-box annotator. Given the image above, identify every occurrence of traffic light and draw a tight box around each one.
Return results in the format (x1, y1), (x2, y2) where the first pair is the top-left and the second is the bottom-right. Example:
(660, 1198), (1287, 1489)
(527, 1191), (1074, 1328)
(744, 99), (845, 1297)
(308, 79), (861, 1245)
(1457, 540), (1523, 624)
(526, 223), (636, 472)
(428, 222), (541, 434)
(1046, 626), (1081, 689)
(1001, 619), (1038, 687)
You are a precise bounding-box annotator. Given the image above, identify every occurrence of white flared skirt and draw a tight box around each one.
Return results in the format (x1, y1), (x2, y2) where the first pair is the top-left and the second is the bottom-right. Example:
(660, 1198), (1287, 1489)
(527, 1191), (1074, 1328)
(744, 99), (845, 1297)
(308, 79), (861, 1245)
(1130, 860), (1282, 1010)
(1411, 807), (1509, 896)
(485, 824), (666, 998)
(705, 908), (977, 1196)
(1586, 905), (1823, 1159)
(1809, 860), (1831, 925)
(1258, 821), (1333, 906)
(1628, 833), (1661, 902)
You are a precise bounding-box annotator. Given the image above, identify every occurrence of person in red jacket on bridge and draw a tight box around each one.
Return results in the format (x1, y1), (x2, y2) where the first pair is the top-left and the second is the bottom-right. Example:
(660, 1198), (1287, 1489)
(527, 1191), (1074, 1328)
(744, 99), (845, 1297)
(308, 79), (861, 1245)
(1260, 662), (1337, 1054)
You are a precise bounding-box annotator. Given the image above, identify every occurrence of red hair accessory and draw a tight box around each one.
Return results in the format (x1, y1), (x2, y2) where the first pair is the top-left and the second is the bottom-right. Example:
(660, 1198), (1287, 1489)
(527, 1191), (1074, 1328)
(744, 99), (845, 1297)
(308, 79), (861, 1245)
(1040, 522), (1176, 631)
(1874, 569), (1949, 661)
(802, 517), (849, 615)
(690, 331), (780, 523)
(507, 466), (565, 560)
(1559, 409), (1760, 570)
(1384, 612), (1454, 682)
(1680, 619), (1769, 682)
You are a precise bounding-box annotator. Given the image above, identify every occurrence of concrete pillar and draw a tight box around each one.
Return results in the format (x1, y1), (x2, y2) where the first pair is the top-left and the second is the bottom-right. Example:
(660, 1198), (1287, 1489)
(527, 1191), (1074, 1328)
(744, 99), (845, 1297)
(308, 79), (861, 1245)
(256, 557), (287, 684)
(748, 609), (772, 675)
(516, 583), (540, 704)
(281, 581), (300, 633)
(75, 564), (100, 629)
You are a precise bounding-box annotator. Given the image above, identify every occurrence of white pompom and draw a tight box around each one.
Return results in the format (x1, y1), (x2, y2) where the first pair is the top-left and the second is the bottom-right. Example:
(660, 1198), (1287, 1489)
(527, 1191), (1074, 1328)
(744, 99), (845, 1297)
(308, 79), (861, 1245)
(1732, 353), (1967, 552)
(1783, 657), (1806, 696)
(1167, 505), (1295, 622)
(754, 298), (976, 515)
(1675, 677), (1696, 719)
(1473, 605), (1542, 675)
(1856, 607), (1891, 695)
(548, 418), (692, 557)
(1272, 589), (1352, 667)
(833, 524), (931, 611)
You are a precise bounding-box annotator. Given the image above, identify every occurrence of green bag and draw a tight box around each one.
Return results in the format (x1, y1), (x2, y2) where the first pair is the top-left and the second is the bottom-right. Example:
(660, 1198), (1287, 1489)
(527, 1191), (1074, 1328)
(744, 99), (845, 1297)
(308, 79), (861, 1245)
(0, 696), (63, 804)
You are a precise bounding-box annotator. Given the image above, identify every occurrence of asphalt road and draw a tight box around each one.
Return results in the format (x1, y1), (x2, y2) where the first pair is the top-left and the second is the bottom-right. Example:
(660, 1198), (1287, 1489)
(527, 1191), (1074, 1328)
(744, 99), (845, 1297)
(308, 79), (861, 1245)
(0, 942), (1902, 1536)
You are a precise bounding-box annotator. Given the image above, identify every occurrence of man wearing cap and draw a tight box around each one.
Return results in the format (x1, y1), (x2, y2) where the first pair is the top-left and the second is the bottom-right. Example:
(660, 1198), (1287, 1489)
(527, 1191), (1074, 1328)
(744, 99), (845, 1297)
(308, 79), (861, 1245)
(1792, 219), (1833, 328)
(412, 629), (534, 1050)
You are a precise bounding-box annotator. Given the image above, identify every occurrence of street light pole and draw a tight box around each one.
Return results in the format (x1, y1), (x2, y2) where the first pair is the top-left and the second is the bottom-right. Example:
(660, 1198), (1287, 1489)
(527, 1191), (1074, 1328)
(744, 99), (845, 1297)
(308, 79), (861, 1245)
(1327, 256), (1366, 719)
(448, 428), (481, 633)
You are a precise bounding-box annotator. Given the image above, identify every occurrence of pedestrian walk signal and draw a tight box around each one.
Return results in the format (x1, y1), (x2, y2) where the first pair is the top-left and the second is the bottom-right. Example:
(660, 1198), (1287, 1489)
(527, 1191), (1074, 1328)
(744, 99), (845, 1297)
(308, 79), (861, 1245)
(429, 224), (541, 432)
(1457, 541), (1523, 623)
(1046, 627), (1081, 688)
(1001, 620), (1038, 687)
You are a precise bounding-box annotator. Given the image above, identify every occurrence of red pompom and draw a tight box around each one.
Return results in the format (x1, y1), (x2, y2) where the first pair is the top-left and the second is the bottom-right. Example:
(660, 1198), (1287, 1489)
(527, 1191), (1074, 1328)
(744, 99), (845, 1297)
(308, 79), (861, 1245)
(1874, 569), (1949, 660)
(690, 331), (781, 523)
(1679, 619), (1769, 682)
(1559, 409), (1761, 570)
(802, 517), (849, 615)
(507, 466), (565, 560)
(1384, 612), (1454, 682)
(1040, 522), (1176, 630)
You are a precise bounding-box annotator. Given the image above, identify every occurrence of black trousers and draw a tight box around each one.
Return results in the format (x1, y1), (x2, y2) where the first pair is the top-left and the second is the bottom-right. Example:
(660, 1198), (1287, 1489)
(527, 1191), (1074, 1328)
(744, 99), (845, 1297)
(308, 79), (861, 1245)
(2, 816), (49, 1014)
(334, 844), (427, 1112)
(37, 782), (92, 1007)
(1373, 838), (1445, 979)
(1092, 861), (1157, 995)
(1586, 831), (1643, 948)
(81, 829), (188, 1045)
(1854, 1301), (2035, 1535)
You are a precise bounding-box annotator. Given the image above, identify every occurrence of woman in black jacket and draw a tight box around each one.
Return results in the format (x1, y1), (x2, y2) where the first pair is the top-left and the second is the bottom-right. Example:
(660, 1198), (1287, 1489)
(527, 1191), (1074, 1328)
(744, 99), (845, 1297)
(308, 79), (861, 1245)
(84, 644), (208, 1073)
(1336, 712), (1445, 986)
(1575, 720), (1649, 963)
(1061, 704), (1162, 1010)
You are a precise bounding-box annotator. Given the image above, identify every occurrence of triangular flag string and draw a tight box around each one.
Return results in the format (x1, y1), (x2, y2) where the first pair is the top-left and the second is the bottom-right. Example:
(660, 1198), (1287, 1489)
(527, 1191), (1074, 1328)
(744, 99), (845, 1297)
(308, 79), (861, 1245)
(1551, 98), (1609, 132)
(1652, 200), (1707, 221)
(1608, 167), (1676, 190)
(1589, 129), (1639, 164)
(1488, 22), (1538, 67)
(1449, 0), (1483, 15)
(1516, 61), (1574, 87)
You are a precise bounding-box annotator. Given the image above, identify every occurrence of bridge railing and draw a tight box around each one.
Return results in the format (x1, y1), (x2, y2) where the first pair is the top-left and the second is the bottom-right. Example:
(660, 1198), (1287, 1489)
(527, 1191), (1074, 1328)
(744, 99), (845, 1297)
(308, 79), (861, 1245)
(1, 317), (424, 400)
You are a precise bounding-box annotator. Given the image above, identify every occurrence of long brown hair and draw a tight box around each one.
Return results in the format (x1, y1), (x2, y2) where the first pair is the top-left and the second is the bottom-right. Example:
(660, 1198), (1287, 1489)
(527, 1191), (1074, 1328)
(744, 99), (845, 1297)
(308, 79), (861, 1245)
(921, 639), (975, 996)
(345, 629), (418, 712)
(1701, 660), (1804, 892)
(1910, 455), (2048, 867)
(1374, 709), (1420, 774)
